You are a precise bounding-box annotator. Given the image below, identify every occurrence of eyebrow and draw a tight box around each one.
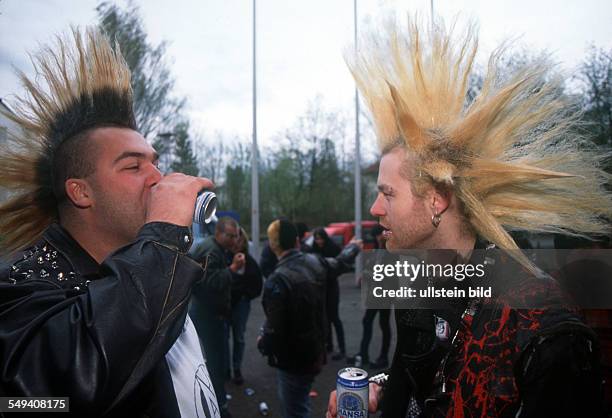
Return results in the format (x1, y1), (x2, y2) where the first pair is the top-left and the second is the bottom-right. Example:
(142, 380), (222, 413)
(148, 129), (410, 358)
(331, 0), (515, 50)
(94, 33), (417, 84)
(113, 151), (159, 165)
(377, 184), (394, 193)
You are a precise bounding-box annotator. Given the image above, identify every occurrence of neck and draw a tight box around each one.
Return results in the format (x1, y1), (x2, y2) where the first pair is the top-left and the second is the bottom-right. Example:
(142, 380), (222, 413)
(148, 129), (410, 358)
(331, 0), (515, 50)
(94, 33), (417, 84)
(60, 215), (125, 264)
(278, 248), (296, 259)
(428, 221), (477, 259)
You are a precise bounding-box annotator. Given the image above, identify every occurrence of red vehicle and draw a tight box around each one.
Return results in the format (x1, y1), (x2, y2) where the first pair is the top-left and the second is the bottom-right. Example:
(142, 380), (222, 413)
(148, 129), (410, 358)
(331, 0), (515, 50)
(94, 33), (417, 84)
(323, 220), (380, 250)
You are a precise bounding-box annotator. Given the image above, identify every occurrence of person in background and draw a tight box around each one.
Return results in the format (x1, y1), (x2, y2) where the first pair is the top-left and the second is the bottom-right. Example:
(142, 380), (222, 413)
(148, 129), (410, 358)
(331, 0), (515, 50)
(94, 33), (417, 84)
(190, 217), (245, 418)
(308, 227), (346, 360)
(226, 227), (263, 385)
(296, 221), (311, 251)
(347, 223), (392, 369)
(259, 220), (361, 418)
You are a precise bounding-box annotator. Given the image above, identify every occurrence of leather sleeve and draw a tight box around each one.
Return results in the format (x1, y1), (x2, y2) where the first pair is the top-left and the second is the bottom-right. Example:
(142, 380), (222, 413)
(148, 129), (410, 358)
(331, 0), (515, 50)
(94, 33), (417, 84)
(231, 255), (263, 300)
(323, 243), (361, 275)
(190, 241), (232, 318)
(0, 222), (203, 415)
(259, 244), (278, 279)
(259, 274), (289, 362)
(198, 247), (231, 294)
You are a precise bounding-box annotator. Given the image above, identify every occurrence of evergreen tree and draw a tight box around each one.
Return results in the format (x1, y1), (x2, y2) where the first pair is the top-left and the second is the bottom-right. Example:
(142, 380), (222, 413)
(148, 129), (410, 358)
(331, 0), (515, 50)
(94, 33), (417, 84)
(170, 121), (199, 176)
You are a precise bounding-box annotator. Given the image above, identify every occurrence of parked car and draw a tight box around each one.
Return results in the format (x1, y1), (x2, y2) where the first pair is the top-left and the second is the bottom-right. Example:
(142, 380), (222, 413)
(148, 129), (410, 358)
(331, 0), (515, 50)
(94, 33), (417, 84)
(305, 220), (379, 250)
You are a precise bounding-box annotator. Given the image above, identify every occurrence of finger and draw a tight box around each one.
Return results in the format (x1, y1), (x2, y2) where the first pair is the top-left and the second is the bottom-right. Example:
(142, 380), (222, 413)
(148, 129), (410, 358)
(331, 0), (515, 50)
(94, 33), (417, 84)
(368, 383), (380, 412)
(327, 390), (337, 416)
(195, 177), (215, 191)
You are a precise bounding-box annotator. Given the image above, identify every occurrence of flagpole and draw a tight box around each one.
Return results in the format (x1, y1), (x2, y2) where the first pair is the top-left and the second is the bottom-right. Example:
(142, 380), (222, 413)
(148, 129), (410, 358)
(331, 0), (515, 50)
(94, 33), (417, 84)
(354, 0), (363, 279)
(251, 0), (260, 258)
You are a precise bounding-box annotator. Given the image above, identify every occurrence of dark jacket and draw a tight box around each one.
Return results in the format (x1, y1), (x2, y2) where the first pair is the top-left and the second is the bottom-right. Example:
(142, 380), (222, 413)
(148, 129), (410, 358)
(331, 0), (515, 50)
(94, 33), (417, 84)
(306, 239), (343, 314)
(259, 244), (359, 375)
(230, 253), (263, 303)
(0, 222), (208, 417)
(380, 244), (605, 418)
(190, 236), (232, 319)
(259, 242), (278, 278)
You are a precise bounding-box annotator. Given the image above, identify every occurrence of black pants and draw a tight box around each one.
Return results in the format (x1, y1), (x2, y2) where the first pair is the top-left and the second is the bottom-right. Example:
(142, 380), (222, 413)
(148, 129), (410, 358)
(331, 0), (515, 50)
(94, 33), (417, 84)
(326, 279), (346, 353)
(359, 308), (391, 362)
(190, 304), (228, 409)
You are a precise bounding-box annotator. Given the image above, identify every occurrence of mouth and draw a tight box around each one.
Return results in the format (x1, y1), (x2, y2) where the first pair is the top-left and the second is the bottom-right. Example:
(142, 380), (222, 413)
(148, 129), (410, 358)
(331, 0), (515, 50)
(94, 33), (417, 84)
(379, 224), (392, 240)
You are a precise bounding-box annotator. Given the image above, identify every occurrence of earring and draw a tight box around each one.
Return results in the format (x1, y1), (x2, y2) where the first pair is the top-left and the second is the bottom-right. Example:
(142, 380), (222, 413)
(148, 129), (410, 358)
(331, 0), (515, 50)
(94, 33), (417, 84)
(431, 212), (441, 228)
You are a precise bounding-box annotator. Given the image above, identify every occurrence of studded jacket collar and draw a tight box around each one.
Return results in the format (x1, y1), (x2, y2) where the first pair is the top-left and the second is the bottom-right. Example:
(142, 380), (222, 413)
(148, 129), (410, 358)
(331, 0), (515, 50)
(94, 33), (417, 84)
(7, 223), (99, 290)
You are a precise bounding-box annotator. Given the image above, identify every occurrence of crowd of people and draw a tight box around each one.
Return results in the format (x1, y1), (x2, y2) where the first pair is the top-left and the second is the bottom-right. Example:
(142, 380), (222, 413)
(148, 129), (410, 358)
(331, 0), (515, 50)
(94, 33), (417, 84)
(1, 14), (612, 418)
(188, 213), (378, 417)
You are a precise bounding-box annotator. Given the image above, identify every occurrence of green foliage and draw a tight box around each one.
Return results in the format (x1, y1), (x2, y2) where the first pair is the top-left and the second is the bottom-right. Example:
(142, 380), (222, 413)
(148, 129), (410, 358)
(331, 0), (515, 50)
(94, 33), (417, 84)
(170, 121), (199, 176)
(220, 143), (252, 224)
(195, 101), (374, 239)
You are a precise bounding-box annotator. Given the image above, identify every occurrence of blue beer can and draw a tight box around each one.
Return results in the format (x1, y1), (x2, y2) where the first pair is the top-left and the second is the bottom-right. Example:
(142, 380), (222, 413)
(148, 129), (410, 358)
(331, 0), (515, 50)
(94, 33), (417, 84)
(337, 367), (368, 418)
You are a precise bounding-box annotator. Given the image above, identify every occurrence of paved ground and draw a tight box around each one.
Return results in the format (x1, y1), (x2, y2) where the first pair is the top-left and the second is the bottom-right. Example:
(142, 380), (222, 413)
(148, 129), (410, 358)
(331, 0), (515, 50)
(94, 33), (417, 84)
(225, 273), (396, 417)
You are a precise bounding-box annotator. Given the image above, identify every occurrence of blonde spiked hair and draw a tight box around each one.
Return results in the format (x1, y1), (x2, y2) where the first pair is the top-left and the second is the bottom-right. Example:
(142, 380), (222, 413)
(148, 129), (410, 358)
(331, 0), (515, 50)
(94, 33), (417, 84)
(0, 27), (135, 254)
(348, 17), (612, 266)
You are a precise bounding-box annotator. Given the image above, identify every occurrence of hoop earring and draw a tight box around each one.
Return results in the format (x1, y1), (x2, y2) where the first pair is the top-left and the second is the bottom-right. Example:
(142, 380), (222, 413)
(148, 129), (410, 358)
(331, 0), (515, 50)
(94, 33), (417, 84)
(431, 213), (441, 228)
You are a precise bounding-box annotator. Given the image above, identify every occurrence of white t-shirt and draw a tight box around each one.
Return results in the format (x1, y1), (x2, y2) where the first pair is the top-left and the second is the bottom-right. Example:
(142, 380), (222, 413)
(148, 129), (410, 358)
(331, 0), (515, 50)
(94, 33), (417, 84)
(165, 315), (220, 418)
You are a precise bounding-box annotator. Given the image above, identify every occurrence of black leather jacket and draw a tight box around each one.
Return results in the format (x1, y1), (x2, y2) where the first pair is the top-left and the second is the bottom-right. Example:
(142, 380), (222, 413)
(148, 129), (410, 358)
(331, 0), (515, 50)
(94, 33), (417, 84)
(0, 222), (204, 417)
(190, 236), (233, 318)
(259, 244), (359, 374)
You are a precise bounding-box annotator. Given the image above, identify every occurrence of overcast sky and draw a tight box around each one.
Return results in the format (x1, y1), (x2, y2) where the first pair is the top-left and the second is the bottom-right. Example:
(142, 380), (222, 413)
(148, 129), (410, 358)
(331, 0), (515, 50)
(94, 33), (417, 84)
(1, 0), (611, 153)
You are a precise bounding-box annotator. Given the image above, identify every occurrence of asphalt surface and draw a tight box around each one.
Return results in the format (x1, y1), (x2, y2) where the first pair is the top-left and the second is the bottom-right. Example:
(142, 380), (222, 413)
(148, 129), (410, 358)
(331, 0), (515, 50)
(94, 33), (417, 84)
(225, 272), (396, 417)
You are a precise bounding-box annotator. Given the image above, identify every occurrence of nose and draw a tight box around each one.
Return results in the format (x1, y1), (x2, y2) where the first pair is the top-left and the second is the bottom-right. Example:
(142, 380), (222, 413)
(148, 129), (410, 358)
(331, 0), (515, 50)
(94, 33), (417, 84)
(145, 163), (163, 187)
(370, 194), (386, 218)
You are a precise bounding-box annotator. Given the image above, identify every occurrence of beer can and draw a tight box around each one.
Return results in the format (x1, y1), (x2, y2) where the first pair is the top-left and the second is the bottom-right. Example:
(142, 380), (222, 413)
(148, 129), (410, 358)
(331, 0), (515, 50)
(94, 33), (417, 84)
(193, 191), (217, 224)
(258, 401), (269, 416)
(337, 367), (368, 418)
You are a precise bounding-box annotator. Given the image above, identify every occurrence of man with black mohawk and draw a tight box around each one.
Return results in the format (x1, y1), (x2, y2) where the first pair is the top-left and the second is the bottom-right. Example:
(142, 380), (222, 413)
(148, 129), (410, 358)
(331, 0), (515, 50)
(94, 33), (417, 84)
(328, 16), (611, 418)
(0, 28), (220, 417)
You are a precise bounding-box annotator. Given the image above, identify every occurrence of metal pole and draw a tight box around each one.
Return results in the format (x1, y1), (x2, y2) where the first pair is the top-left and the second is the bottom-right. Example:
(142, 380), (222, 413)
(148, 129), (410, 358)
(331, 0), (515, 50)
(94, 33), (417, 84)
(251, 0), (260, 259)
(354, 0), (363, 279)
(430, 0), (435, 30)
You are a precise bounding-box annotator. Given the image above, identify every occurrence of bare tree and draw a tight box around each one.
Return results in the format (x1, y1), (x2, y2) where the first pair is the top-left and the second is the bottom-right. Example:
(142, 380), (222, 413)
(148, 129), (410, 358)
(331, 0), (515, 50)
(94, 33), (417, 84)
(577, 46), (612, 147)
(97, 1), (186, 139)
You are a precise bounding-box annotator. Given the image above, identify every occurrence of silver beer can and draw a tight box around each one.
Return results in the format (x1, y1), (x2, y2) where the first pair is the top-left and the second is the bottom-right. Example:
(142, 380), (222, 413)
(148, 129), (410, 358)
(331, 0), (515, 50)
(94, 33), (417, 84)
(337, 367), (369, 418)
(193, 191), (217, 224)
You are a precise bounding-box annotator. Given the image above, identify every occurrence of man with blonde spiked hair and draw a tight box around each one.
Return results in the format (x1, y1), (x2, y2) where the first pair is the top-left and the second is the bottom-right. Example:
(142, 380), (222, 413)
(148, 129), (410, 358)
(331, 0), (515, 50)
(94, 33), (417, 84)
(328, 16), (611, 418)
(0, 28), (220, 417)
